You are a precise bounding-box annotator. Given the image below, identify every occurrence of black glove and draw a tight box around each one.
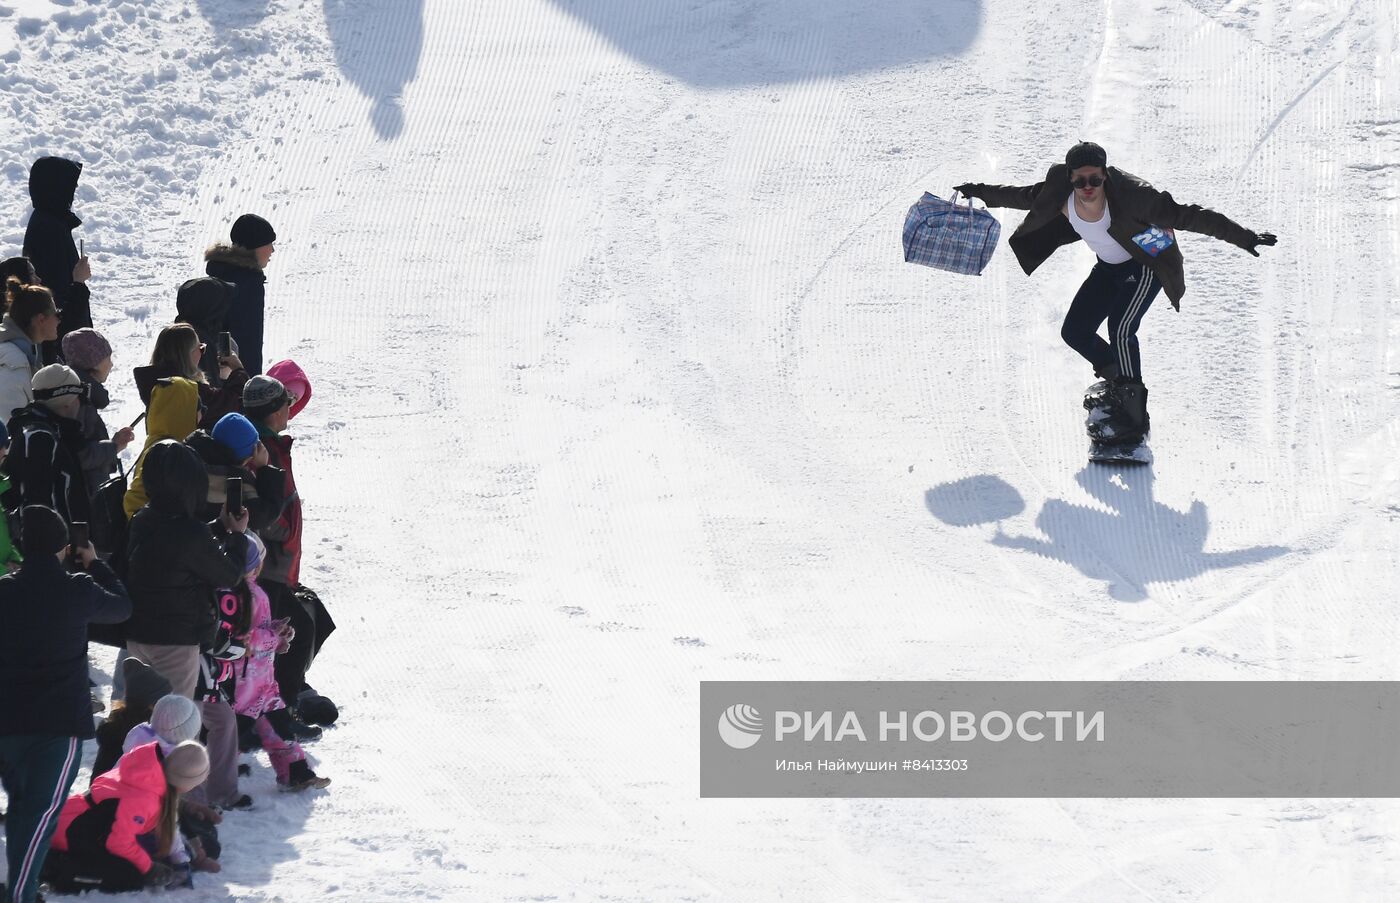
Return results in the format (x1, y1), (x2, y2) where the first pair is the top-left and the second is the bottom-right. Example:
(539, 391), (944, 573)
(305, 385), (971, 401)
(144, 861), (175, 887)
(953, 183), (982, 200)
(1245, 231), (1277, 257)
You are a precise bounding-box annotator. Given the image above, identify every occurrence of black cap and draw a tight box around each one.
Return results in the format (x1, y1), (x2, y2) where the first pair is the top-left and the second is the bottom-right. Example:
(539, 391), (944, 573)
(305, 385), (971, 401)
(230, 213), (276, 249)
(21, 505), (68, 557)
(1065, 141), (1107, 170)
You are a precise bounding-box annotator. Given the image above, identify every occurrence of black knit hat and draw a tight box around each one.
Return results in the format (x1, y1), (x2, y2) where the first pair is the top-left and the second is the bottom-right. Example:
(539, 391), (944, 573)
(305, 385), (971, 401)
(122, 657), (173, 711)
(20, 505), (68, 557)
(1065, 141), (1107, 170)
(230, 213), (276, 249)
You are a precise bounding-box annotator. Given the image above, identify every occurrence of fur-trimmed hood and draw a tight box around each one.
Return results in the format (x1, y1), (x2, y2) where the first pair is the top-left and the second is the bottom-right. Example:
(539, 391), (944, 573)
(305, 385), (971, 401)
(204, 243), (265, 279)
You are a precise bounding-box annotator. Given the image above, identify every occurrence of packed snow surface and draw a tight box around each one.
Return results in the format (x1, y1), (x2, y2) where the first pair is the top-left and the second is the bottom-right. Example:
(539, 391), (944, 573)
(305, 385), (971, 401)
(3, 0), (1399, 898)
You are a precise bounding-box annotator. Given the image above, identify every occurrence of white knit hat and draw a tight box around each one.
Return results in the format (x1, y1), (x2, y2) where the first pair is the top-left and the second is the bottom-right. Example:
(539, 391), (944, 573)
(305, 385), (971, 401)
(31, 363), (83, 401)
(150, 694), (202, 745)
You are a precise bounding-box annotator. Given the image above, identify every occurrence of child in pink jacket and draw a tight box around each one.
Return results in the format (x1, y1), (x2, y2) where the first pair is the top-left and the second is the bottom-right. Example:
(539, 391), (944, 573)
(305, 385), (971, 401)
(233, 532), (330, 792)
(44, 740), (209, 892)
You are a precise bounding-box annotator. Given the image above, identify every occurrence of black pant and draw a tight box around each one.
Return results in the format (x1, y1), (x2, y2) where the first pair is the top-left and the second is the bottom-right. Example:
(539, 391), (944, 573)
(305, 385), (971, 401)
(1061, 259), (1161, 380)
(42, 800), (146, 892)
(264, 581), (317, 707)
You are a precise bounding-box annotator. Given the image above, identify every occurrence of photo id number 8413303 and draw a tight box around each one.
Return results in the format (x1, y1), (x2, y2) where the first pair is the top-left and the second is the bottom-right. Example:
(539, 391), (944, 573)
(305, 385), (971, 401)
(903, 759), (969, 771)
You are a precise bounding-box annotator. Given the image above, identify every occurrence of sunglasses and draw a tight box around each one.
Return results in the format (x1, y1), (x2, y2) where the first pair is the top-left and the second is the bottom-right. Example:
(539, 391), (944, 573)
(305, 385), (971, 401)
(1071, 175), (1105, 190)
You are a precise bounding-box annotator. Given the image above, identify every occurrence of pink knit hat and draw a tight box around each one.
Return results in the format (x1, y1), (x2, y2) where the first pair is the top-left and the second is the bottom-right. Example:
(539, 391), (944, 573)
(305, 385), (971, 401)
(265, 360), (311, 419)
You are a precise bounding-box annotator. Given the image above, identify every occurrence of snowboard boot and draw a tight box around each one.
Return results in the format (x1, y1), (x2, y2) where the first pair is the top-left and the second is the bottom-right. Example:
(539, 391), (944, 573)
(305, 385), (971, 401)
(1084, 380), (1115, 412)
(1108, 378), (1149, 442)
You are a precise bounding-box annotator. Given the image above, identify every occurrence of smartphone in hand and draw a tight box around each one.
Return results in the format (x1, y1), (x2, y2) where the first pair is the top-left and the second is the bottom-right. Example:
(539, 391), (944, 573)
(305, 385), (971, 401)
(69, 521), (89, 566)
(217, 331), (232, 358)
(226, 476), (244, 518)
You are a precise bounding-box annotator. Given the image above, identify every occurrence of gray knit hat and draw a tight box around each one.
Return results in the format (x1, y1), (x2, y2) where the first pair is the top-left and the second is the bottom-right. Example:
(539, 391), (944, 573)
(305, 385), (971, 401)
(162, 740), (210, 792)
(242, 374), (288, 419)
(150, 694), (202, 744)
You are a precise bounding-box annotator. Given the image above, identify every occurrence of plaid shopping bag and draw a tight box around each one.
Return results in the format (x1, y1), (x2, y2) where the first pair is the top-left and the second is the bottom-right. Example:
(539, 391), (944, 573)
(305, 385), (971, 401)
(902, 191), (1001, 276)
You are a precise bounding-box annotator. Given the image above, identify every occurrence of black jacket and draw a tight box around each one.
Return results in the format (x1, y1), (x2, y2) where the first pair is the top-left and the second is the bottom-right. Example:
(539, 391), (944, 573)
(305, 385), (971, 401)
(184, 429), (288, 531)
(204, 244), (266, 375)
(123, 439), (246, 647)
(0, 555), (130, 738)
(22, 157), (91, 351)
(73, 370), (120, 499)
(2, 403), (91, 526)
(970, 165), (1258, 309)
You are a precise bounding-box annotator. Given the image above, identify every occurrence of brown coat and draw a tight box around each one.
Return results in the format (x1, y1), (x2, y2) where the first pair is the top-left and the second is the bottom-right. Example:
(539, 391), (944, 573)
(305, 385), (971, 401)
(973, 164), (1257, 309)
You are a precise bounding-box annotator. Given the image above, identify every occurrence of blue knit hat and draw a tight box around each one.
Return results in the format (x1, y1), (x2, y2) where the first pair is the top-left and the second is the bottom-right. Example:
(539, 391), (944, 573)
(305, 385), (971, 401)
(211, 412), (259, 462)
(244, 530), (266, 575)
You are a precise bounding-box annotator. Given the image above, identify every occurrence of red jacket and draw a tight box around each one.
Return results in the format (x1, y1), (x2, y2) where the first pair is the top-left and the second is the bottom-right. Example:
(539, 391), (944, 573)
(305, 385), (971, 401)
(255, 427), (301, 586)
(52, 741), (167, 873)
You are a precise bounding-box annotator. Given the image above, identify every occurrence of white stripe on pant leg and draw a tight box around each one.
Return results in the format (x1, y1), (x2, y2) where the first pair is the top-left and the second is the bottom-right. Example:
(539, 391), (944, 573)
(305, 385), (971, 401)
(1116, 266), (1151, 376)
(1117, 266), (1152, 377)
(1115, 269), (1148, 375)
(16, 736), (79, 897)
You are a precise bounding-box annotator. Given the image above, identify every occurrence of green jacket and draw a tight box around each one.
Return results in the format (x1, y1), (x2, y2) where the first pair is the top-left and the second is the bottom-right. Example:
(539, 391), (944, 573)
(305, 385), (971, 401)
(970, 164), (1258, 309)
(0, 473), (22, 566)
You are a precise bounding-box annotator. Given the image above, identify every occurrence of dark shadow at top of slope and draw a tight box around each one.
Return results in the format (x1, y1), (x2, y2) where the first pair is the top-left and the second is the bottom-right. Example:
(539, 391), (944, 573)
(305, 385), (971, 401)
(194, 0), (273, 34)
(324, 0), (425, 140)
(549, 0), (982, 87)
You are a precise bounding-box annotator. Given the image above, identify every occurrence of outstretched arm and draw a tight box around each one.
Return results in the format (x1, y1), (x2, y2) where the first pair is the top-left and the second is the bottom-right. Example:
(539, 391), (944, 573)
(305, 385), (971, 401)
(955, 180), (1043, 211)
(1148, 190), (1276, 255)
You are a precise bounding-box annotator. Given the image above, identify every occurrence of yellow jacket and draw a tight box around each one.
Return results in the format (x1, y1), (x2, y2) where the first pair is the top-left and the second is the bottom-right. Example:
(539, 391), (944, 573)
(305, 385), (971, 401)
(123, 377), (201, 520)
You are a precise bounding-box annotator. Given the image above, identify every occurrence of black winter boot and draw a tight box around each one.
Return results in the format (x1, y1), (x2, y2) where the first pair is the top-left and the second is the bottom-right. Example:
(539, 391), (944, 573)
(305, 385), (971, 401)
(281, 758), (332, 792)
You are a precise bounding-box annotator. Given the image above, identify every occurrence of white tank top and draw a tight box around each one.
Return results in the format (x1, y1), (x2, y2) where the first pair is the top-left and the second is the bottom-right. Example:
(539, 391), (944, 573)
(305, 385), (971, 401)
(1065, 198), (1133, 264)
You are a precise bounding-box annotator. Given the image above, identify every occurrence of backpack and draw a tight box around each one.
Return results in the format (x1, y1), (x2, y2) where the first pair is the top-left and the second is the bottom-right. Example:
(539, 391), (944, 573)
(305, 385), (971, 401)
(90, 467), (129, 560)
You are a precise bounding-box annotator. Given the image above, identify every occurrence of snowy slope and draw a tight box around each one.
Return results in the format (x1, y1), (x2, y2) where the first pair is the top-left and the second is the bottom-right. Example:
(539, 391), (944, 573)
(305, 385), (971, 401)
(3, 0), (1400, 899)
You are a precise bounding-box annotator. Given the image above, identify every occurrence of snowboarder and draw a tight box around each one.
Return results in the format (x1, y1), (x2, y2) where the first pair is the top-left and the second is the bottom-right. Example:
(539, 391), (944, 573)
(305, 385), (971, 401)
(955, 142), (1276, 453)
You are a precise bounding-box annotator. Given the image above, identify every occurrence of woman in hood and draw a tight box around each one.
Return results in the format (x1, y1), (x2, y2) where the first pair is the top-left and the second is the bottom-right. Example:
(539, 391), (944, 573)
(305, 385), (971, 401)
(22, 156), (91, 361)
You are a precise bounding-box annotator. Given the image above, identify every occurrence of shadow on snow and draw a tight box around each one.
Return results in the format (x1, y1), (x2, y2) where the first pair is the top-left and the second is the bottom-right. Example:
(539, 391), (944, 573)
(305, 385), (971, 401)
(926, 470), (1288, 602)
(548, 0), (982, 87)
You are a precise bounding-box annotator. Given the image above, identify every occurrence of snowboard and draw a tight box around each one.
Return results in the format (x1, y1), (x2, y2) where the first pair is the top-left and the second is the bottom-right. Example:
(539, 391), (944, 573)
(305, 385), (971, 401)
(1083, 380), (1152, 465)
